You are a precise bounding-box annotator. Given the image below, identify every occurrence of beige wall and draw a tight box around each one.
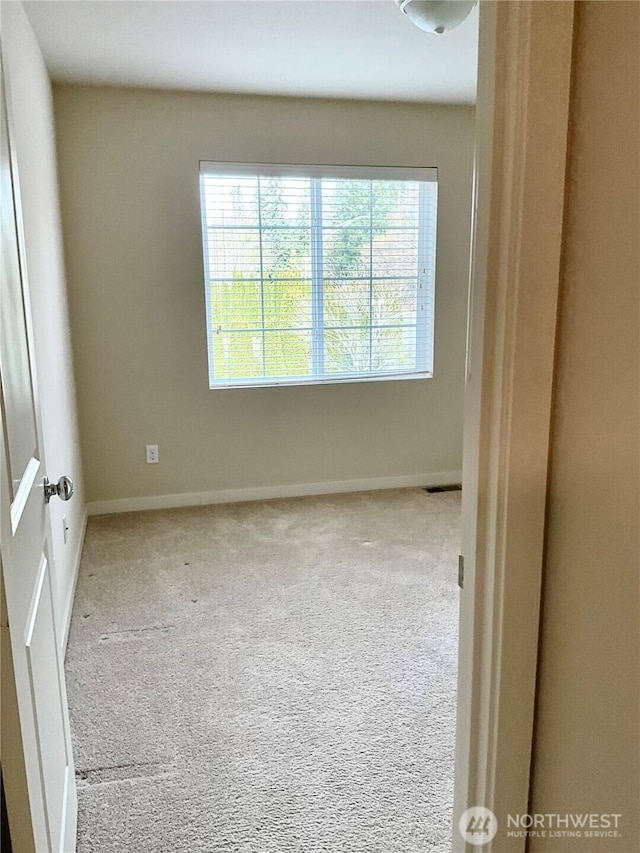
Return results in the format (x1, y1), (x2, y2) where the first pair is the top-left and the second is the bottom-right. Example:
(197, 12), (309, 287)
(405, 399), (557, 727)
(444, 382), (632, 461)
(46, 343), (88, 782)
(1, 2), (85, 642)
(52, 86), (474, 504)
(530, 2), (640, 849)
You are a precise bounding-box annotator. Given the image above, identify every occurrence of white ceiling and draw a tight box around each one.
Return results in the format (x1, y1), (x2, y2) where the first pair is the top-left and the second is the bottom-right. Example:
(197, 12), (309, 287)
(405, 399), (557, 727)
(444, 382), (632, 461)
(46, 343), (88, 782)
(23, 0), (478, 104)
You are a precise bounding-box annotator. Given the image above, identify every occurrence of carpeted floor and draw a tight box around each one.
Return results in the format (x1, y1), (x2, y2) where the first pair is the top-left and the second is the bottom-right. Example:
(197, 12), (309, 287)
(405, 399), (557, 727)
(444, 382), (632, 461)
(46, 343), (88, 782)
(66, 488), (460, 853)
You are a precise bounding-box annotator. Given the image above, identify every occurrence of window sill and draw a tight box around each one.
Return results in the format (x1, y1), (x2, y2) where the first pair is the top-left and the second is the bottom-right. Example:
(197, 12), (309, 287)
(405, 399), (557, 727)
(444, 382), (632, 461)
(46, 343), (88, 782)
(209, 371), (433, 390)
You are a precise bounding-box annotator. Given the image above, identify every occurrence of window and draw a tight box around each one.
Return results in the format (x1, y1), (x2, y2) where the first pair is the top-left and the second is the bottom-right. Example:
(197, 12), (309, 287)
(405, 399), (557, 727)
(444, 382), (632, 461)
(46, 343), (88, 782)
(199, 162), (437, 388)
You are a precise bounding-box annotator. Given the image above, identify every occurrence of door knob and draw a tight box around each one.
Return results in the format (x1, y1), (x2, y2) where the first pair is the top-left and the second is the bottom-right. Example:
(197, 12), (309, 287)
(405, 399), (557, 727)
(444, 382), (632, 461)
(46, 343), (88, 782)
(44, 476), (74, 504)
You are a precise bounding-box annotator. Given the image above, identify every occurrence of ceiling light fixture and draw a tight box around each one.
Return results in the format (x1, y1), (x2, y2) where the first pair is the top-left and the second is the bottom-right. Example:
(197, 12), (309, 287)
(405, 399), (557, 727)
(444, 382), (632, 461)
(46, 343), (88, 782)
(395, 0), (477, 34)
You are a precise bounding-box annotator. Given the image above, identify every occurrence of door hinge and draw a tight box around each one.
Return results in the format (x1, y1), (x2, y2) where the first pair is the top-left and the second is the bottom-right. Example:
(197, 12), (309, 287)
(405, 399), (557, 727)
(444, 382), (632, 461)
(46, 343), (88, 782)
(458, 554), (464, 589)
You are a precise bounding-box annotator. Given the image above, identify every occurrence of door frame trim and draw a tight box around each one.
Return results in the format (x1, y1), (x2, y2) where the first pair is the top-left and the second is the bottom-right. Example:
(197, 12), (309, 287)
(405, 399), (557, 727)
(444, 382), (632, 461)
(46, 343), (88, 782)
(454, 2), (575, 849)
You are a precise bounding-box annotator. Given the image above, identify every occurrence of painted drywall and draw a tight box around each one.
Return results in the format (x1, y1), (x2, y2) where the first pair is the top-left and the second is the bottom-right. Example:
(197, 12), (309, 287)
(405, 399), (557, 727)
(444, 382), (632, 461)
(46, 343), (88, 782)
(530, 2), (640, 849)
(53, 86), (474, 503)
(1, 2), (85, 642)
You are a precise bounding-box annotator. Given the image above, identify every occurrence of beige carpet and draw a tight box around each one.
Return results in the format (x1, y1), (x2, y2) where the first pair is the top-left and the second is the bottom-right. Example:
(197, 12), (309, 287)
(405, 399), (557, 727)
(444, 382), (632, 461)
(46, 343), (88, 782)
(66, 488), (461, 852)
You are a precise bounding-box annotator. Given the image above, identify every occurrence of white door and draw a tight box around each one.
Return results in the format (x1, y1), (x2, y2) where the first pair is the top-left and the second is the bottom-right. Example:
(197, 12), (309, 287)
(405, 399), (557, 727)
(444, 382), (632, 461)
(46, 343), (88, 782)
(0, 56), (77, 853)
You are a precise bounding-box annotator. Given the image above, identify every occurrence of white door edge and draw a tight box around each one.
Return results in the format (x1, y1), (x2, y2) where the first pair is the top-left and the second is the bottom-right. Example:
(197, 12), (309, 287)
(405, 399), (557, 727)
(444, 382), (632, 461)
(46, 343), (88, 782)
(454, 2), (575, 851)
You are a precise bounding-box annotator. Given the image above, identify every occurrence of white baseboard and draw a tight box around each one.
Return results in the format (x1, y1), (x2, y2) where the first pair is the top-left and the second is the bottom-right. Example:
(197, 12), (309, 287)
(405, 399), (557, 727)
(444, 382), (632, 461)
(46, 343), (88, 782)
(60, 507), (87, 653)
(87, 471), (462, 517)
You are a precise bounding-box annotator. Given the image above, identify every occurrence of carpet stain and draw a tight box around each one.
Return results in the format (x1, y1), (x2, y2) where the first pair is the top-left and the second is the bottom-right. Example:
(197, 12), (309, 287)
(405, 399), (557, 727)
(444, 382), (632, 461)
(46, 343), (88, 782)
(76, 761), (177, 786)
(99, 624), (176, 642)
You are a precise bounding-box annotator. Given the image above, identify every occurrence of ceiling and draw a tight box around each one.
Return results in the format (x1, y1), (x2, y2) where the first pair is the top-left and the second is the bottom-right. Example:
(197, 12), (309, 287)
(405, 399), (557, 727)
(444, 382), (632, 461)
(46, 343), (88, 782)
(23, 0), (478, 104)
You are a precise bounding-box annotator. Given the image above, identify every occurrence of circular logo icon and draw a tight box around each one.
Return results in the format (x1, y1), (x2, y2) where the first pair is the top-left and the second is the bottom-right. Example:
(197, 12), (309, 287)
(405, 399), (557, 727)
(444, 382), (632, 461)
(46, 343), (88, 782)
(459, 806), (499, 846)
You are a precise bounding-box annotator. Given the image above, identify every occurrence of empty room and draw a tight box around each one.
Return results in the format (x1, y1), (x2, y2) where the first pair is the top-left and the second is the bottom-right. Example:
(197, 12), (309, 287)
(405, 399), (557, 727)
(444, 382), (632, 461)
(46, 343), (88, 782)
(2, 2), (639, 853)
(2, 1), (475, 850)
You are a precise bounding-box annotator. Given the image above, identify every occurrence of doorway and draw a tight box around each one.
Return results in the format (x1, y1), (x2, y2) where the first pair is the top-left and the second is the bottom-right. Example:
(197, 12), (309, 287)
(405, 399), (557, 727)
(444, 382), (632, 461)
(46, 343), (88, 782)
(1, 2), (578, 851)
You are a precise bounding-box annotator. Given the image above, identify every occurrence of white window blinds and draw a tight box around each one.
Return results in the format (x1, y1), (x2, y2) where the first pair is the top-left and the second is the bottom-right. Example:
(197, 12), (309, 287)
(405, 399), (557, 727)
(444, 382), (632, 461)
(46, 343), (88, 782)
(199, 162), (438, 388)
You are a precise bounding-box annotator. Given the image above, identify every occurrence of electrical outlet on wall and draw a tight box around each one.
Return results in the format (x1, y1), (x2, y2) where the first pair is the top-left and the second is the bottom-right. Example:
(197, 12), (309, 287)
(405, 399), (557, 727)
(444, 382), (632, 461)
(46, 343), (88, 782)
(146, 444), (159, 464)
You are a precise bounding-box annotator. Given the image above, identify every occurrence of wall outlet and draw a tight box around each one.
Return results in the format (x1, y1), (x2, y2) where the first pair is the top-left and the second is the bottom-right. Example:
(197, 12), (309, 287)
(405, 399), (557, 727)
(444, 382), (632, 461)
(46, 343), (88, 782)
(146, 444), (159, 464)
(62, 515), (69, 545)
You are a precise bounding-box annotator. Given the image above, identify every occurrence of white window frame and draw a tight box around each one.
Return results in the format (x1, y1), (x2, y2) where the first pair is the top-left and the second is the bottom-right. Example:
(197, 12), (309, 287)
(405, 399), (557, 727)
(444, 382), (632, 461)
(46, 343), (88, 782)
(199, 162), (438, 389)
